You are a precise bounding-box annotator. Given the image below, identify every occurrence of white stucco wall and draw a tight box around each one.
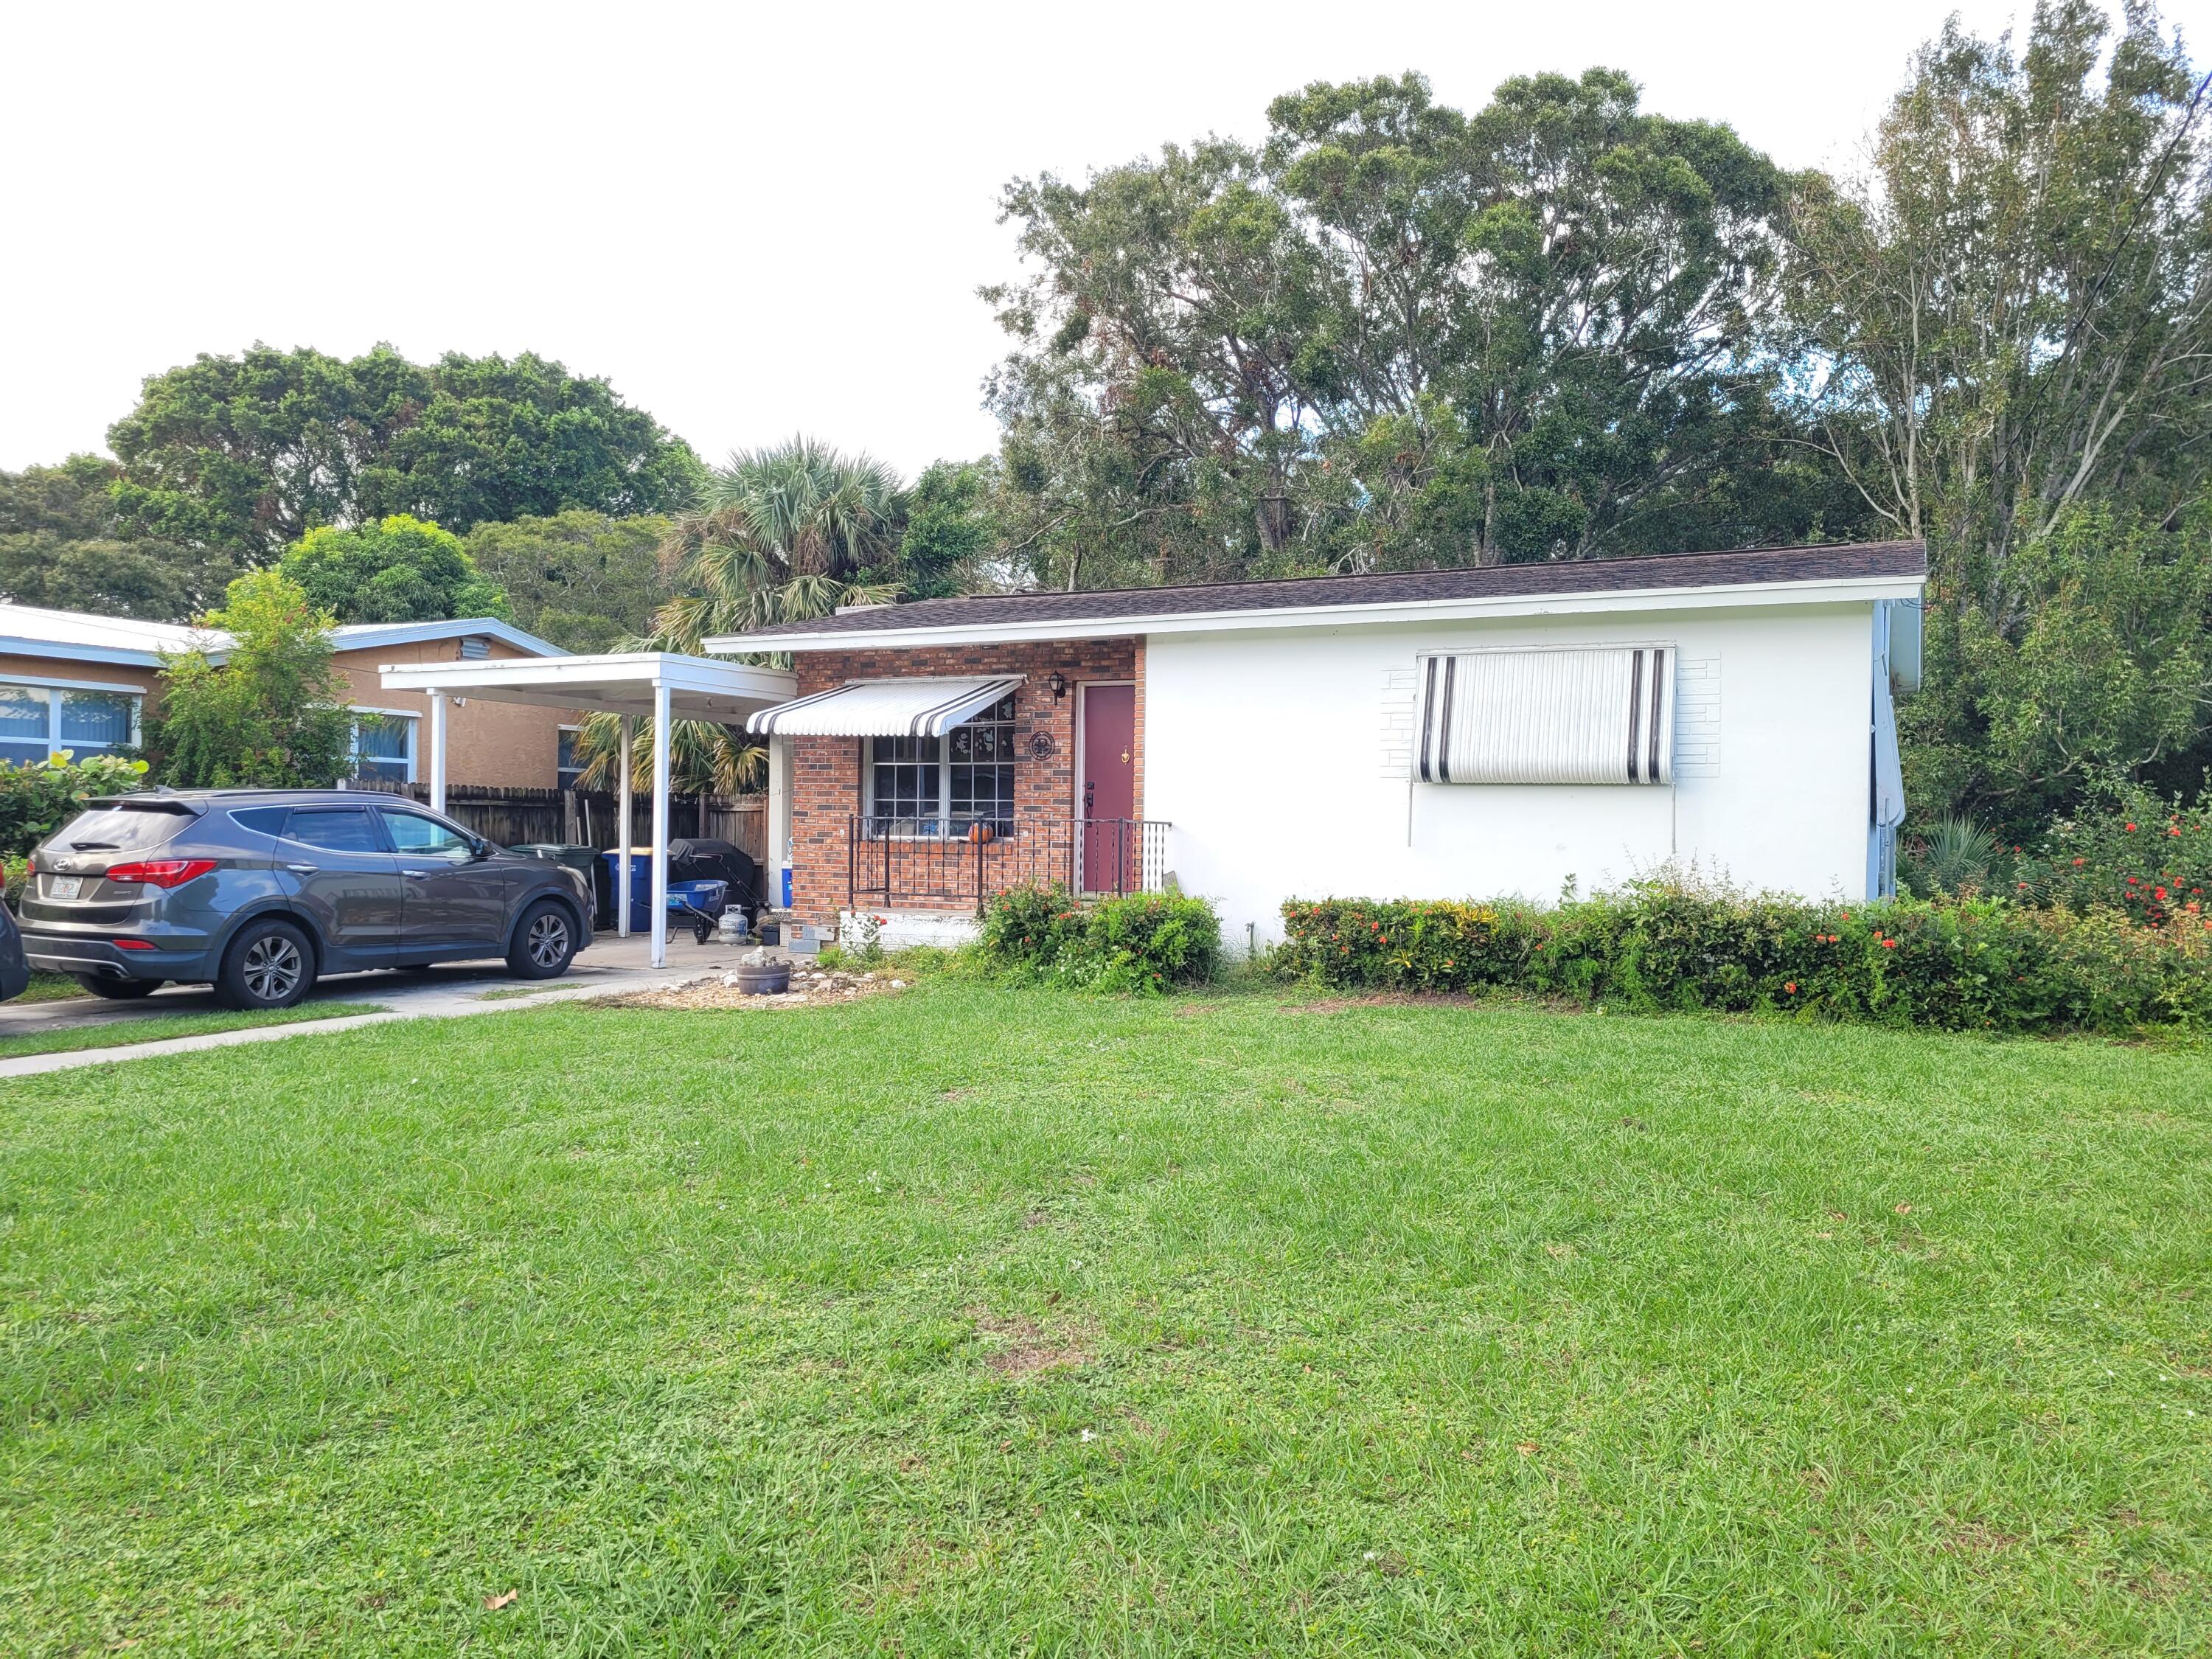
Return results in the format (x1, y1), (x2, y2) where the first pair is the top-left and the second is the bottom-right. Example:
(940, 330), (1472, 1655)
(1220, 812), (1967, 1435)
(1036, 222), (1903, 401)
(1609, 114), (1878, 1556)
(1143, 602), (1879, 947)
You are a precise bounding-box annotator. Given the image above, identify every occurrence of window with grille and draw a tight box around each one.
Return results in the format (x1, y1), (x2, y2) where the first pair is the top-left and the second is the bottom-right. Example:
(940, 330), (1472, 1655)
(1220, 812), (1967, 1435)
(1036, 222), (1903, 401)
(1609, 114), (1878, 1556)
(867, 694), (1018, 835)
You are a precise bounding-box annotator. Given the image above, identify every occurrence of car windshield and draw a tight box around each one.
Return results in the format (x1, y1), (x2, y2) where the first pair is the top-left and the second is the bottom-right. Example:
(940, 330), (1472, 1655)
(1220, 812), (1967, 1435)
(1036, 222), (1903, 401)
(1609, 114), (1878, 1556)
(54, 803), (193, 854)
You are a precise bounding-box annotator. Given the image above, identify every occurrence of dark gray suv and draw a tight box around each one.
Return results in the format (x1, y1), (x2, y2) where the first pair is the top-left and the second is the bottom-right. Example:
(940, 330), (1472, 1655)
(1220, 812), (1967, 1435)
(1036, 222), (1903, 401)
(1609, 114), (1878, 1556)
(19, 790), (593, 1009)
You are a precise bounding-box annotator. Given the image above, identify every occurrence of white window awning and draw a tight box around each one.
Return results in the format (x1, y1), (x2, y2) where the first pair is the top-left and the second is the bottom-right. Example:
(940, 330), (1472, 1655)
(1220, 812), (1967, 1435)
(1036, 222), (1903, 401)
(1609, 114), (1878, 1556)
(1416, 646), (1674, 785)
(746, 677), (1023, 738)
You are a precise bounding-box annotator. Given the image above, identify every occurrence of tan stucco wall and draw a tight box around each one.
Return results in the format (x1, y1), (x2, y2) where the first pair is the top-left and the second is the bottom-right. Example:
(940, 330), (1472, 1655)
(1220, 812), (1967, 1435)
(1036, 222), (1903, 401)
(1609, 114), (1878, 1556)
(334, 638), (579, 789)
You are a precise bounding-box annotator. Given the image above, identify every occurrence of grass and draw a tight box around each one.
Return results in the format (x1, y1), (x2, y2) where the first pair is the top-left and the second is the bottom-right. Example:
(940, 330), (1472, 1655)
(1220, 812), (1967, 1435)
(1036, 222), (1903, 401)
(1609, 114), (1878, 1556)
(0, 999), (386, 1060)
(1, 982), (2208, 1655)
(14, 970), (86, 1004)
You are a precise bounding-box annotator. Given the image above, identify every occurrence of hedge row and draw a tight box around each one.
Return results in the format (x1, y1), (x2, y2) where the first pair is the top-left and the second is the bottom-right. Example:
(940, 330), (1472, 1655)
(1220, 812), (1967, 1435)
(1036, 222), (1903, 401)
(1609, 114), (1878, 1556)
(978, 885), (1221, 993)
(1277, 886), (2212, 1035)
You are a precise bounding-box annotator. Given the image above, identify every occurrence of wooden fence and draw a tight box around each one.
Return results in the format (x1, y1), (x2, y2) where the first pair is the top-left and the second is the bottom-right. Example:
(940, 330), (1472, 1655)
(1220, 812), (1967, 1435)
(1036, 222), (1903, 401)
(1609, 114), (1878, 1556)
(341, 781), (765, 861)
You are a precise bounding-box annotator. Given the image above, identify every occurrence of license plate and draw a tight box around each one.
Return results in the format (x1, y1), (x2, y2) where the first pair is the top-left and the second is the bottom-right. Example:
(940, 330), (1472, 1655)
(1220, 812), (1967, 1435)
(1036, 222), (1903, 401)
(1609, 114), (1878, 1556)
(49, 876), (81, 900)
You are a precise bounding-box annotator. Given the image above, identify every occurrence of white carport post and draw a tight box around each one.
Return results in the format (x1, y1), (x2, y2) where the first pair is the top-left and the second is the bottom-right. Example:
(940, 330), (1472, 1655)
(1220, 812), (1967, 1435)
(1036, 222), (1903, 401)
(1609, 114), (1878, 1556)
(650, 677), (672, 970)
(616, 715), (633, 939)
(427, 692), (448, 814)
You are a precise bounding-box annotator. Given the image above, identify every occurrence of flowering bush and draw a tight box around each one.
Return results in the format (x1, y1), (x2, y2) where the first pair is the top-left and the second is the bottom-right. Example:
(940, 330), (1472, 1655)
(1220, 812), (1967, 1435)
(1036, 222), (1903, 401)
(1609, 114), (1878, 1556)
(979, 884), (1220, 993)
(0, 753), (152, 863)
(2021, 787), (2211, 925)
(1279, 881), (2212, 1036)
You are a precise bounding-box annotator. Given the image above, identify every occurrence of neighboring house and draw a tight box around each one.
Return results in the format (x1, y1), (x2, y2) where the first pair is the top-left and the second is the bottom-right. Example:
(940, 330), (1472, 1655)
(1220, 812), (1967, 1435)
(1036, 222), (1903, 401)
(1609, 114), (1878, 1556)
(0, 602), (574, 788)
(709, 541), (1927, 948)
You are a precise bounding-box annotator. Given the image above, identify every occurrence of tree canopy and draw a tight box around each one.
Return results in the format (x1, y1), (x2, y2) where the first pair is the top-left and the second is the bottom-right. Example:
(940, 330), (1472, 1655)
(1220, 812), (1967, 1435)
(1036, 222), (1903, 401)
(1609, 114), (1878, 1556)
(0, 455), (237, 620)
(276, 515), (509, 626)
(464, 511), (673, 653)
(105, 344), (701, 561)
(982, 68), (1872, 589)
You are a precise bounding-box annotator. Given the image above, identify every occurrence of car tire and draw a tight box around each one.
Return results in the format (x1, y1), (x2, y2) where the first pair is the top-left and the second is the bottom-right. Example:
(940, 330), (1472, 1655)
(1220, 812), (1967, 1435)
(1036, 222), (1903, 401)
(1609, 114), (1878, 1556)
(507, 899), (578, 980)
(214, 919), (315, 1010)
(74, 975), (161, 1000)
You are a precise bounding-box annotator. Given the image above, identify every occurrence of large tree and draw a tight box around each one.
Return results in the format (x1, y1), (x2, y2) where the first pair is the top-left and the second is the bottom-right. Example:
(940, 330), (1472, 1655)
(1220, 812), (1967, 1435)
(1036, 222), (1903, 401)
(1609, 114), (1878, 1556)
(984, 69), (1870, 588)
(1784, 1), (2212, 823)
(105, 344), (700, 561)
(464, 510), (672, 653)
(0, 454), (237, 619)
(1784, 0), (2212, 598)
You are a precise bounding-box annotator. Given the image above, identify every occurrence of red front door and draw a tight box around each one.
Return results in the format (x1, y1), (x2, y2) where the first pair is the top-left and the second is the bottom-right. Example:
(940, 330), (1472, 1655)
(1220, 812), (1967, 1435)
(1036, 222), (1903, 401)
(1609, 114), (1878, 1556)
(1079, 684), (1135, 893)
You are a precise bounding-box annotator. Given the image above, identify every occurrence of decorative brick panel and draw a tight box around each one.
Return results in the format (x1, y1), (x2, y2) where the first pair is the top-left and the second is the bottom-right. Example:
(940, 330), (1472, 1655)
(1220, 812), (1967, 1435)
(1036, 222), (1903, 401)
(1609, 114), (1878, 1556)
(787, 639), (1138, 925)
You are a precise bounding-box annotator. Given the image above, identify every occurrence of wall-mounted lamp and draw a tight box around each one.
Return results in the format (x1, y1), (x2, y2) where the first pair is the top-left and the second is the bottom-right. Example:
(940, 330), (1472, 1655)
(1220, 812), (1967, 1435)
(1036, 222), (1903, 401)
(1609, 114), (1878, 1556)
(1046, 672), (1068, 702)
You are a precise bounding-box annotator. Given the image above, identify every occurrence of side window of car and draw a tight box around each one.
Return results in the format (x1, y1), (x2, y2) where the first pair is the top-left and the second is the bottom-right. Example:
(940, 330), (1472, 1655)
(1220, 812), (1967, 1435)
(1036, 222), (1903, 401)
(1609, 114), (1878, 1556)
(380, 811), (473, 860)
(229, 807), (291, 836)
(282, 808), (386, 854)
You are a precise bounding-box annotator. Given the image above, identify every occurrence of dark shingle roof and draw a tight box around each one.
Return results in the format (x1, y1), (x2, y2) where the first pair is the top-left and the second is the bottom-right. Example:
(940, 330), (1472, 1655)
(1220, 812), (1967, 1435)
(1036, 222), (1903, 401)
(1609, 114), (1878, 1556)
(727, 540), (1927, 642)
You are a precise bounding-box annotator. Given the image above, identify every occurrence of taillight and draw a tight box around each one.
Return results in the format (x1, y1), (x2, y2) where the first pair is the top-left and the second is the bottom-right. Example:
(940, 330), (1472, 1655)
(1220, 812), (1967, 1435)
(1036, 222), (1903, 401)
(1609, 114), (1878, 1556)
(115, 939), (158, 951)
(105, 859), (218, 888)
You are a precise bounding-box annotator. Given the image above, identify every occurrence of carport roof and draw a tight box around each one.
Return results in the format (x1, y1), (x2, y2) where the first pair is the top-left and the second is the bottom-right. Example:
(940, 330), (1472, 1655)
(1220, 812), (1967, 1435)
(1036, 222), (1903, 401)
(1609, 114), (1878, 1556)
(375, 651), (796, 723)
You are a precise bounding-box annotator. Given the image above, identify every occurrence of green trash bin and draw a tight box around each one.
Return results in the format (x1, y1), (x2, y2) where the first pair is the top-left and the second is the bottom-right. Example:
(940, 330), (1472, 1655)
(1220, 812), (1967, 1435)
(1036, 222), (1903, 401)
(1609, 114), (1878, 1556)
(512, 844), (611, 930)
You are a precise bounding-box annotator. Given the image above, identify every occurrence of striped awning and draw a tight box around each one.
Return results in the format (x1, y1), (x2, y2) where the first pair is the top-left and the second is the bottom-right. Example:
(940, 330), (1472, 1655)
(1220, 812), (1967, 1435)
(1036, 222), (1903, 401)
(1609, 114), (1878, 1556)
(745, 676), (1023, 738)
(1416, 647), (1674, 785)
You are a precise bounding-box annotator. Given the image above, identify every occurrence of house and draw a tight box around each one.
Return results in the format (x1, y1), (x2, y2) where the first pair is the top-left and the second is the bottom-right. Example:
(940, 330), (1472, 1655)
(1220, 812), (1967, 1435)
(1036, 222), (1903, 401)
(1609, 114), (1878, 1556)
(0, 602), (576, 788)
(708, 541), (1927, 949)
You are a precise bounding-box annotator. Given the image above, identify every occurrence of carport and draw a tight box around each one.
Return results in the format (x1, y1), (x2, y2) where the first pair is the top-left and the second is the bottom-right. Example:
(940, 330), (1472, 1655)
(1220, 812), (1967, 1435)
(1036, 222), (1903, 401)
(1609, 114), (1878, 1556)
(376, 653), (797, 967)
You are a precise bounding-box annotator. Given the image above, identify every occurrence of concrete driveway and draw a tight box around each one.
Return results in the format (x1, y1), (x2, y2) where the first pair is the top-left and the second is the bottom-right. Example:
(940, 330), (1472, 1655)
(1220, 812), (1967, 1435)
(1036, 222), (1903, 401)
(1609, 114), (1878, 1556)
(0, 929), (778, 1079)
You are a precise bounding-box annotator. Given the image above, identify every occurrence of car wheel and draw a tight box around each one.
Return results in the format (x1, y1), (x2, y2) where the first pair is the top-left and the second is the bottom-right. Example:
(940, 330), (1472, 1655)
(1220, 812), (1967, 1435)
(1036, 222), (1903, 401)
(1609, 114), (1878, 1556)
(74, 975), (161, 1000)
(507, 900), (577, 980)
(215, 919), (314, 1010)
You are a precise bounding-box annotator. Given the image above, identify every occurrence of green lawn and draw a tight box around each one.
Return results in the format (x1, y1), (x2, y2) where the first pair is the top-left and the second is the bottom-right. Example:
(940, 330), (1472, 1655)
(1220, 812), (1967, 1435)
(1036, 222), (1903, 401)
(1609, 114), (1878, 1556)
(0, 999), (386, 1060)
(2, 984), (2208, 1655)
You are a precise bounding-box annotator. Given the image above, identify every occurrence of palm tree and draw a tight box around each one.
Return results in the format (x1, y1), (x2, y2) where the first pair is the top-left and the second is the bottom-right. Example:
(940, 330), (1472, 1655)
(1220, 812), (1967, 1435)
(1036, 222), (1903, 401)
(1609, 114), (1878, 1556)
(652, 437), (905, 652)
(574, 438), (907, 798)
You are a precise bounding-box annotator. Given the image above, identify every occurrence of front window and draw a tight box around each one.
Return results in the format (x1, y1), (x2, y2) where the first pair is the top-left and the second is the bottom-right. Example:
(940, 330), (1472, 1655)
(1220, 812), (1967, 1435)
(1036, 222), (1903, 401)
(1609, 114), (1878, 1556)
(0, 681), (140, 767)
(352, 712), (415, 785)
(557, 727), (585, 790)
(867, 695), (1017, 836)
(380, 810), (474, 860)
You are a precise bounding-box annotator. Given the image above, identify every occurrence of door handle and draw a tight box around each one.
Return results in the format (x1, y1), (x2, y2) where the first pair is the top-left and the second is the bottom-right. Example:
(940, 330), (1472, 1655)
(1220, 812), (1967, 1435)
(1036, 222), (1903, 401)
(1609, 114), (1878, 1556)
(285, 863), (316, 874)
(402, 868), (434, 877)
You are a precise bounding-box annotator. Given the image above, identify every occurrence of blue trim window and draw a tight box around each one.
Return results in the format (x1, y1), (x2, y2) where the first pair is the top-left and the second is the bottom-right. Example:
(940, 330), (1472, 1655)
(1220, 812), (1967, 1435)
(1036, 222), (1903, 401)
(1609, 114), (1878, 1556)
(352, 713), (415, 785)
(0, 682), (140, 768)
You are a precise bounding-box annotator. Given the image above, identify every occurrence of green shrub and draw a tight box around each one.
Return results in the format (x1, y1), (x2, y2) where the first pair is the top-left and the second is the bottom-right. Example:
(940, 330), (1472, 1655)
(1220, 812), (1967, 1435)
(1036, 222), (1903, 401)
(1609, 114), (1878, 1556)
(978, 884), (1220, 993)
(2020, 785), (2212, 925)
(0, 753), (152, 862)
(1279, 882), (2212, 1037)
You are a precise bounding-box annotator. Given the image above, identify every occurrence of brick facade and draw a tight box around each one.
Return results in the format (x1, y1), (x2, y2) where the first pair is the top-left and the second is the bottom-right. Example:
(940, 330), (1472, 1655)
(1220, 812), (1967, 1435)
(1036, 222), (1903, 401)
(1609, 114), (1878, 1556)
(787, 638), (1141, 925)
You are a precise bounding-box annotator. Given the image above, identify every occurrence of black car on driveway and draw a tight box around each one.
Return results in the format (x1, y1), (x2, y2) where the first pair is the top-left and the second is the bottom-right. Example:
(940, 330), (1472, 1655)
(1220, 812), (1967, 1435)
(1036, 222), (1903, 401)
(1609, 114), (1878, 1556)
(18, 789), (593, 1009)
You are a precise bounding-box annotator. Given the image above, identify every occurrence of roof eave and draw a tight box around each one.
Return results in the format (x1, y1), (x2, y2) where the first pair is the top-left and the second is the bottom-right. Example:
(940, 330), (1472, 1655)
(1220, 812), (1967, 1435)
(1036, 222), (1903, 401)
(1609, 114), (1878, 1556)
(703, 571), (1929, 655)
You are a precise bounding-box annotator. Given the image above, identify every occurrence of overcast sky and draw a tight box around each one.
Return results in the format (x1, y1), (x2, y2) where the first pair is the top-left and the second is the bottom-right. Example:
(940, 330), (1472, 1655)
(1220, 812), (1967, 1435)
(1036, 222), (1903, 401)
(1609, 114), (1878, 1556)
(4, 0), (2205, 482)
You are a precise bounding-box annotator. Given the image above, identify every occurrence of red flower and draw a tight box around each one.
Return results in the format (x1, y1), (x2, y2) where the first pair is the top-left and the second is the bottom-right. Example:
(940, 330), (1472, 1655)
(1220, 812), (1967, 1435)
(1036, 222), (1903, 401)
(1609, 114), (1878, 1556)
(2156, 888), (2168, 901)
(2126, 823), (2138, 832)
(1881, 939), (1897, 950)
(2073, 858), (2085, 866)
(1784, 981), (1798, 994)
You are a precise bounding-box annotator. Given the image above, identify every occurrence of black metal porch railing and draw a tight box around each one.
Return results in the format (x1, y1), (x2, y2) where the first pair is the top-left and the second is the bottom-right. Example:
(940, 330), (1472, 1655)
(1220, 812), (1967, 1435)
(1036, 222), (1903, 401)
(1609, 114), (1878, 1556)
(846, 815), (1171, 914)
(1074, 815), (1172, 899)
